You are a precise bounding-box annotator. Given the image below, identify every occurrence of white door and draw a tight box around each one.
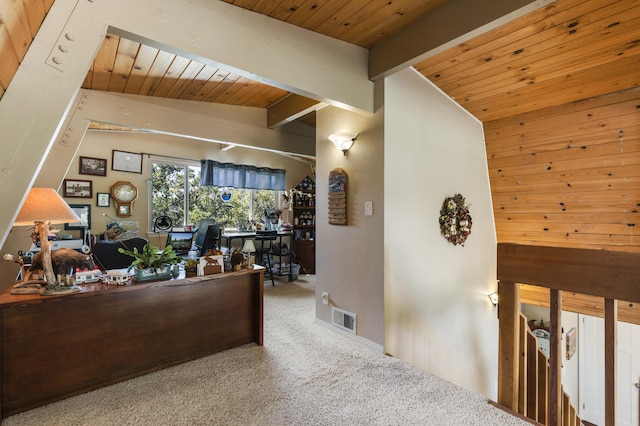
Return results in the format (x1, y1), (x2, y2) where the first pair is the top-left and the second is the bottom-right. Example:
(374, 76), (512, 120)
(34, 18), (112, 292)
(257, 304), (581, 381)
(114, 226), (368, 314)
(580, 315), (640, 426)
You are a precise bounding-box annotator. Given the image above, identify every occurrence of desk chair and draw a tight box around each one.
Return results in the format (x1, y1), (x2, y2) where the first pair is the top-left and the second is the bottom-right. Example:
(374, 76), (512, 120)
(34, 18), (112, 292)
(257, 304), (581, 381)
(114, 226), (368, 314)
(92, 237), (148, 271)
(254, 230), (277, 286)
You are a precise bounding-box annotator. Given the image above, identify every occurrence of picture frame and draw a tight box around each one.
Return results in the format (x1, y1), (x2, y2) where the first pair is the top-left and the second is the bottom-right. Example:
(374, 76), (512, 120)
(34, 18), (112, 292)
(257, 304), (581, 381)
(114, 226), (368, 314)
(566, 327), (576, 360)
(112, 150), (143, 174)
(65, 204), (91, 230)
(97, 192), (110, 207)
(63, 179), (92, 198)
(79, 156), (107, 176)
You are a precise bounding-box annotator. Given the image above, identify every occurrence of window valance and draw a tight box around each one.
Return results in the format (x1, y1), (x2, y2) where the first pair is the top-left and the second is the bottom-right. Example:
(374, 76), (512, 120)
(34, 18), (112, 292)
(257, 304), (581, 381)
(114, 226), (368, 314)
(200, 160), (286, 190)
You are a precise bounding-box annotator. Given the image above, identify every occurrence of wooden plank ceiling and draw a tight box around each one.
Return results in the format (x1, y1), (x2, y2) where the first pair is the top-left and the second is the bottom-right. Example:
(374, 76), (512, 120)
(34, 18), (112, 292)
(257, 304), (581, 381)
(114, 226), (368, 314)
(1, 0), (638, 125)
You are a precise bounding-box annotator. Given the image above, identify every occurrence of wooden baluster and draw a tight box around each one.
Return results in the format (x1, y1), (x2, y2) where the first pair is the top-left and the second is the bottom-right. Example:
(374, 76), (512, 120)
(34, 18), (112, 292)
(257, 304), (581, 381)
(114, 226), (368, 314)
(538, 350), (548, 424)
(526, 331), (538, 420)
(518, 315), (526, 415)
(604, 298), (617, 426)
(498, 280), (520, 411)
(549, 289), (562, 426)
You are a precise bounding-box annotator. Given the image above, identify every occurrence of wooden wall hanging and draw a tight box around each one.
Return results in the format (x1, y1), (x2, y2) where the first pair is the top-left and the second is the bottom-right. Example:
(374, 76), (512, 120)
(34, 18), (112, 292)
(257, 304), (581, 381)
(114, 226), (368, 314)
(328, 168), (347, 225)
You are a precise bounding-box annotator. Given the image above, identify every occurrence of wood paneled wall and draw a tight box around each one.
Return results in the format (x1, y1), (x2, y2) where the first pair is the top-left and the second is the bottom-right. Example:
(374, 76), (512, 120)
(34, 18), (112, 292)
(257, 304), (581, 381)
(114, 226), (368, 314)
(485, 87), (640, 253)
(0, 0), (53, 98)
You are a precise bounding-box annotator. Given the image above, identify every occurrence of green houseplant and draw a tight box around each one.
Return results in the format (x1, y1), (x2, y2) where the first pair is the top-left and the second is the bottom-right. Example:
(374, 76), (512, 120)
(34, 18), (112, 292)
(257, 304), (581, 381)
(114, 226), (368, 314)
(118, 242), (179, 282)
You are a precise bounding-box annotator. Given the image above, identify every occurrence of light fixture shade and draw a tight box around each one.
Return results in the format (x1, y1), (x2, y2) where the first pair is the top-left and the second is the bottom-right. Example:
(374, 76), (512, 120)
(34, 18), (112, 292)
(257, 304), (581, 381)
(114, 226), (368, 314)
(14, 188), (81, 226)
(488, 292), (499, 306)
(329, 132), (357, 154)
(242, 239), (256, 253)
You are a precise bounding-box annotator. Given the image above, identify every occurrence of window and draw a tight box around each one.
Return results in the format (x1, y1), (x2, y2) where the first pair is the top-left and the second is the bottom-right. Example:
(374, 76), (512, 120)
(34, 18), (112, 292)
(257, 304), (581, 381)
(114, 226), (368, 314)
(151, 161), (279, 230)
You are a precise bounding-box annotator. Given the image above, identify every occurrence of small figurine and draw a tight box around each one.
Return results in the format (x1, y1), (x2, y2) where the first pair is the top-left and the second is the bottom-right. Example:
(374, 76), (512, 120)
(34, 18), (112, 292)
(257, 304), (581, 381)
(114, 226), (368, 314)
(230, 248), (245, 271)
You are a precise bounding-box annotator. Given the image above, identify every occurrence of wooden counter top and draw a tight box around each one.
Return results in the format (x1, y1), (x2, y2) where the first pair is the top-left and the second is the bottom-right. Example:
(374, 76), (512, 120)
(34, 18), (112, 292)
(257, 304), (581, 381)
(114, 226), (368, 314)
(0, 265), (265, 306)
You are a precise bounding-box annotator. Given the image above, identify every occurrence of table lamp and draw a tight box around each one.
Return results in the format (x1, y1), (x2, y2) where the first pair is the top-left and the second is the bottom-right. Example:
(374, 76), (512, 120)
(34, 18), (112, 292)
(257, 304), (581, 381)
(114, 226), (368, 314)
(13, 188), (81, 289)
(242, 239), (256, 266)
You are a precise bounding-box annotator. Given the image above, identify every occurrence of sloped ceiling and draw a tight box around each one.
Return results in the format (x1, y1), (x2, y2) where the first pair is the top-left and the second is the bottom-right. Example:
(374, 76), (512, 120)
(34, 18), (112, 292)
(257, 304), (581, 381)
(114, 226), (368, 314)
(2, 0), (637, 126)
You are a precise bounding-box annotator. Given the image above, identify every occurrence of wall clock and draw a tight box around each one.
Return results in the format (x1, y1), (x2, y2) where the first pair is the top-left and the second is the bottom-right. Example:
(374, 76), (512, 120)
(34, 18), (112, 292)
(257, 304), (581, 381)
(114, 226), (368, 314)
(110, 181), (138, 217)
(220, 187), (233, 202)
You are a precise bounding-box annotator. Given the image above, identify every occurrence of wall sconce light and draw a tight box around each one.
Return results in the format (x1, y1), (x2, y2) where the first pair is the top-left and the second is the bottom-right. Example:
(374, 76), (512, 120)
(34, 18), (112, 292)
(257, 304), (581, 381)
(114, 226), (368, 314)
(488, 292), (499, 307)
(329, 132), (357, 155)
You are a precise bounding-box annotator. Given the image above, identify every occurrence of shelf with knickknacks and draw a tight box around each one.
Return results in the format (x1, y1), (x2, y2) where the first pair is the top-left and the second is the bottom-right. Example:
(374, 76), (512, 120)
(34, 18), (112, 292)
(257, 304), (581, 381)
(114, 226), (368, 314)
(291, 176), (316, 274)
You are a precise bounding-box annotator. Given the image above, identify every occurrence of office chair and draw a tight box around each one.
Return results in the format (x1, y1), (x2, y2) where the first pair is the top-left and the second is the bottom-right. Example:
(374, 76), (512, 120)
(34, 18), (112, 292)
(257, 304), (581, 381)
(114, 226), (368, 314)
(92, 237), (148, 271)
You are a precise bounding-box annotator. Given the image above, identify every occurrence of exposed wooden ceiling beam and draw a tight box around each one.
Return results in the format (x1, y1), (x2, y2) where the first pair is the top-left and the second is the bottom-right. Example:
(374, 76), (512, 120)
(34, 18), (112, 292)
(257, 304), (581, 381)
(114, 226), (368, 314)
(369, 0), (557, 80)
(103, 0), (374, 113)
(75, 90), (316, 157)
(267, 94), (324, 129)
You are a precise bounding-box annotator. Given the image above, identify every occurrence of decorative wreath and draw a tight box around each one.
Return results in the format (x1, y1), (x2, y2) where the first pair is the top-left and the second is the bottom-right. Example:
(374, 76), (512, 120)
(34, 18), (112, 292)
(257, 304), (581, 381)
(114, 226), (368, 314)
(439, 193), (472, 246)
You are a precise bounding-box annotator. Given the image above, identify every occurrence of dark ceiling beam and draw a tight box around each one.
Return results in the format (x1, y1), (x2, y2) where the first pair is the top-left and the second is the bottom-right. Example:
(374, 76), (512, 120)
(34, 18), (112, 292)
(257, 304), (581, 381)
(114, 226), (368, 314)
(267, 94), (323, 129)
(369, 0), (556, 80)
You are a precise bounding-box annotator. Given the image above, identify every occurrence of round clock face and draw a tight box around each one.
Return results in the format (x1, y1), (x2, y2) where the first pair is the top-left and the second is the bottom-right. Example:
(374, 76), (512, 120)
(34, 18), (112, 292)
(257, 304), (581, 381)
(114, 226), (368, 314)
(113, 182), (137, 202)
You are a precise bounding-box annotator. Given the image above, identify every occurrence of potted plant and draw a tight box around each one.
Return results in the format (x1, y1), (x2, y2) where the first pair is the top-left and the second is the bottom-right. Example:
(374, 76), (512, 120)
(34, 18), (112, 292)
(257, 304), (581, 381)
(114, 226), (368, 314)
(183, 258), (198, 277)
(118, 242), (179, 282)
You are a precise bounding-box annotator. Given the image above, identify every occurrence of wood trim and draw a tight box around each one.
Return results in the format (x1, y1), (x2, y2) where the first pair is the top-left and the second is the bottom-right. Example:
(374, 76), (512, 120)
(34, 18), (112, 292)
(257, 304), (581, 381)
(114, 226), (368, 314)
(497, 243), (640, 303)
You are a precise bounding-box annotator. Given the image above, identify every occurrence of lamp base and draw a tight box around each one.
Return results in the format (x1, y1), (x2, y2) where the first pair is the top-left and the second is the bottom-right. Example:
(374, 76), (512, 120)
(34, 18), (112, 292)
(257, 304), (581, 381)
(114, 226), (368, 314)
(10, 280), (82, 296)
(10, 280), (45, 294)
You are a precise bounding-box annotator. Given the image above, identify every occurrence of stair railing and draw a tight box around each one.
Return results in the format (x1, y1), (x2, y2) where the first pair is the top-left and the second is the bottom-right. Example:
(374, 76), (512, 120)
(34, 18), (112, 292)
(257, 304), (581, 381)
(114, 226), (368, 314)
(496, 243), (640, 426)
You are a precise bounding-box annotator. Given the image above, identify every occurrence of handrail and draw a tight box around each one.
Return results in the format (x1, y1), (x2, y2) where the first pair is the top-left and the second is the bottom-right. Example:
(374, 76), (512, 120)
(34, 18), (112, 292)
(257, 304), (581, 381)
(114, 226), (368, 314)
(496, 243), (640, 426)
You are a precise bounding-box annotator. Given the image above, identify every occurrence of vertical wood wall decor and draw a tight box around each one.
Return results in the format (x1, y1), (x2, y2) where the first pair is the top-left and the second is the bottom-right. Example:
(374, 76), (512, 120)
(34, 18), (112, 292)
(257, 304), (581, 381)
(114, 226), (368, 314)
(328, 168), (347, 225)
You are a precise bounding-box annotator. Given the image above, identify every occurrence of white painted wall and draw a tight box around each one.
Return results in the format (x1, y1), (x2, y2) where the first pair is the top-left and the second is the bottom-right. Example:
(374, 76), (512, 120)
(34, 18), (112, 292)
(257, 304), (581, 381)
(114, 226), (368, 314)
(384, 68), (499, 398)
(315, 103), (385, 347)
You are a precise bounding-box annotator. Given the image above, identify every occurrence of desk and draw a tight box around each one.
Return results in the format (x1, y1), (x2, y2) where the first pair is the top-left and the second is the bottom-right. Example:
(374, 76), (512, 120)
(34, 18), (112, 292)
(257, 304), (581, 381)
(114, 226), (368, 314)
(221, 231), (257, 251)
(222, 231), (294, 281)
(0, 267), (264, 418)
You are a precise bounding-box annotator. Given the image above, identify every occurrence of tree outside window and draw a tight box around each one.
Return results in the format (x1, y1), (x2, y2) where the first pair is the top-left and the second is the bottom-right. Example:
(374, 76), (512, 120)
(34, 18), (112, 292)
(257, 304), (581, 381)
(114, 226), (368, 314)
(151, 162), (278, 230)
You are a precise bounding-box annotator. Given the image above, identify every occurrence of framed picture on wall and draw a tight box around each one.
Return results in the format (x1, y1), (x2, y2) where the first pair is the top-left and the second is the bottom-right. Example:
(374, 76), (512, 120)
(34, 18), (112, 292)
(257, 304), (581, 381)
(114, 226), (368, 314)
(63, 179), (92, 198)
(566, 327), (576, 360)
(79, 156), (107, 176)
(97, 192), (110, 207)
(65, 204), (91, 230)
(112, 150), (143, 174)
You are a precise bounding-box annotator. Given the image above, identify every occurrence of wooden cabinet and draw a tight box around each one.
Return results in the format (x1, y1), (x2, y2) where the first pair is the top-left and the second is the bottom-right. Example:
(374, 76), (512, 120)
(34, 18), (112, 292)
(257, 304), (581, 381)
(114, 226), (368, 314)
(0, 270), (264, 418)
(292, 176), (315, 274)
(293, 239), (315, 274)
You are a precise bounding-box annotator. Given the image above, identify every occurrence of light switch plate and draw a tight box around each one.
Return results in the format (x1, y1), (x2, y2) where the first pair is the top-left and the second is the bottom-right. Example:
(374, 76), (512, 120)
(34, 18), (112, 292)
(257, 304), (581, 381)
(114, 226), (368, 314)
(364, 201), (373, 216)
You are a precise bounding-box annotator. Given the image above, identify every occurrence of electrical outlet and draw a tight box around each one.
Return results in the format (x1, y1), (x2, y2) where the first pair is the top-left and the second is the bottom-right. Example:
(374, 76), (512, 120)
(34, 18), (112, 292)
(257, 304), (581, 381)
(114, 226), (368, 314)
(364, 201), (373, 216)
(321, 292), (329, 305)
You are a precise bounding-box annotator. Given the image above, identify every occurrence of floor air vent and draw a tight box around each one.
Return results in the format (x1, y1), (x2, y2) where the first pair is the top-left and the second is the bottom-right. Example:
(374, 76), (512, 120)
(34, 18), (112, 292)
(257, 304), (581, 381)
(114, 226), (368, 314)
(331, 307), (356, 334)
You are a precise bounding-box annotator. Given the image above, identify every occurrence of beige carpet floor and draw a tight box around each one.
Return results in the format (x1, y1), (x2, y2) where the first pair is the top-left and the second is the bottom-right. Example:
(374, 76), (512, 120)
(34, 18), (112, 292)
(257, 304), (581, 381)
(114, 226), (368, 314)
(4, 275), (530, 426)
